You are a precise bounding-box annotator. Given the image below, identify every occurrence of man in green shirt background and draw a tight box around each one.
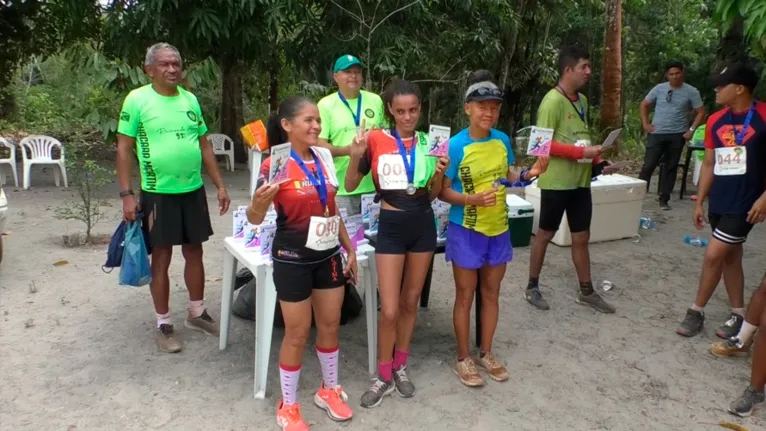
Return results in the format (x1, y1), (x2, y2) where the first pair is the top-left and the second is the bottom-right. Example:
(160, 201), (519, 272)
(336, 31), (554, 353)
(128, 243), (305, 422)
(116, 43), (231, 353)
(317, 54), (385, 215)
(525, 46), (618, 314)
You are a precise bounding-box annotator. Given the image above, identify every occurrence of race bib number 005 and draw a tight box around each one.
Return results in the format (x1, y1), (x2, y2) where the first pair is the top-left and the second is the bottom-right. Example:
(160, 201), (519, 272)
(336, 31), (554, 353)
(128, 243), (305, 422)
(714, 146), (747, 176)
(575, 139), (592, 164)
(305, 215), (340, 251)
(378, 154), (408, 190)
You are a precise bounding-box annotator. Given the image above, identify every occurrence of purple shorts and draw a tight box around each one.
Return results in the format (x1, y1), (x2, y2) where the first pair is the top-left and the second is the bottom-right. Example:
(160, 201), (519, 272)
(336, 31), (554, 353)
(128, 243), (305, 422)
(445, 222), (513, 269)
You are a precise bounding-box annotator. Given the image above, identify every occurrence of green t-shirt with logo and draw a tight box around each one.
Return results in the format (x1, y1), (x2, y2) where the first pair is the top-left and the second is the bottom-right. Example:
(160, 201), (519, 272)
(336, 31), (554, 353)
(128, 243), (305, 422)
(117, 85), (208, 194)
(536, 88), (593, 190)
(318, 89), (385, 196)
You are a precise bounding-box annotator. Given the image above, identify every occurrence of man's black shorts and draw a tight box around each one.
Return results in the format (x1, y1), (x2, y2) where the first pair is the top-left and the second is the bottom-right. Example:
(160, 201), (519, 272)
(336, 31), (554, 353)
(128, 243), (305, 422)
(140, 186), (214, 248)
(709, 213), (754, 245)
(272, 253), (345, 302)
(538, 188), (592, 233)
(376, 207), (437, 255)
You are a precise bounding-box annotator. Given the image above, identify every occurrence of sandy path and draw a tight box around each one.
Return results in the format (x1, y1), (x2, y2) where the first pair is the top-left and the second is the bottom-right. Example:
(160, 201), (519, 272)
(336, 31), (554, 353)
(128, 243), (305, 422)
(0, 168), (763, 431)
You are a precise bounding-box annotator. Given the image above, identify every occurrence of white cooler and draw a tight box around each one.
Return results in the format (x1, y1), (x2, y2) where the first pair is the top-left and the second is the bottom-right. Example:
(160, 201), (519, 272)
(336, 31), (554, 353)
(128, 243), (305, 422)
(524, 174), (647, 247)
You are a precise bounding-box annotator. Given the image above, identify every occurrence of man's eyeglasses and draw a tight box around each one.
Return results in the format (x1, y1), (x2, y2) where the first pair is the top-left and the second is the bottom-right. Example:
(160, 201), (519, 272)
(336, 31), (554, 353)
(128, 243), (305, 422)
(666, 90), (673, 102)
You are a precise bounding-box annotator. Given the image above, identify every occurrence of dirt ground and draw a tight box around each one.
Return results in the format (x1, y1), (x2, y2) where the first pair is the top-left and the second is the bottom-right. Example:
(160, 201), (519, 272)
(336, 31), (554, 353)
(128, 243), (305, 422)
(1, 166), (764, 431)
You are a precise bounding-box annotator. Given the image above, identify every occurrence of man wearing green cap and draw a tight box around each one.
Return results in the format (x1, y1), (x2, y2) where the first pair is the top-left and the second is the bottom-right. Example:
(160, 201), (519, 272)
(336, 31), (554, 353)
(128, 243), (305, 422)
(318, 54), (385, 215)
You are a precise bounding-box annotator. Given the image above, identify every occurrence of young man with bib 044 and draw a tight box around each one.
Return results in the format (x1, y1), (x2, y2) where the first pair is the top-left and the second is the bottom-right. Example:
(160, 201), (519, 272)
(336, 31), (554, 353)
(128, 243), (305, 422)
(677, 63), (766, 338)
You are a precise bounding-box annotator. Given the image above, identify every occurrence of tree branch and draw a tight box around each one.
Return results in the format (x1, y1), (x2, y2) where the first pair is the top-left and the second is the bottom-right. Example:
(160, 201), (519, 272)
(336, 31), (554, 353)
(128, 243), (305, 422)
(411, 78), (462, 84)
(370, 0), (421, 35)
(329, 0), (365, 25)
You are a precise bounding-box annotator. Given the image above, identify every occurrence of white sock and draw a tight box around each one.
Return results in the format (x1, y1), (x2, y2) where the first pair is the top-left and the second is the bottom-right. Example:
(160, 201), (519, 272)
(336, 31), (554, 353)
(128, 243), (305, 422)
(316, 346), (339, 388)
(736, 321), (758, 344)
(691, 304), (704, 313)
(156, 312), (171, 328)
(732, 308), (746, 316)
(188, 300), (204, 318)
(279, 364), (300, 405)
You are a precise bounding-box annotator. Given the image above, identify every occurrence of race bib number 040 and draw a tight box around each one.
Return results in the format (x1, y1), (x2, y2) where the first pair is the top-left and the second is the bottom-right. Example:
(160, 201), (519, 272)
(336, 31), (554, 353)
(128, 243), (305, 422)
(714, 146), (747, 176)
(305, 215), (340, 251)
(378, 154), (408, 190)
(575, 139), (592, 164)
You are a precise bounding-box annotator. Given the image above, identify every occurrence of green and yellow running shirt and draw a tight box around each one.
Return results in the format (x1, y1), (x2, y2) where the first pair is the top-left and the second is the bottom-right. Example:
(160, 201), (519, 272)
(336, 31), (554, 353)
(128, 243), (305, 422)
(117, 85), (208, 194)
(444, 128), (515, 237)
(536, 88), (593, 190)
(317, 90), (385, 196)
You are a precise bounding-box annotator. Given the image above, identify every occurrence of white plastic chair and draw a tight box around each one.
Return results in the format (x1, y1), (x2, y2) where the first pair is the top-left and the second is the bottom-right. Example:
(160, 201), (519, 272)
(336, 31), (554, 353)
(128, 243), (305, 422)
(0, 138), (18, 188)
(19, 135), (68, 190)
(208, 133), (235, 172)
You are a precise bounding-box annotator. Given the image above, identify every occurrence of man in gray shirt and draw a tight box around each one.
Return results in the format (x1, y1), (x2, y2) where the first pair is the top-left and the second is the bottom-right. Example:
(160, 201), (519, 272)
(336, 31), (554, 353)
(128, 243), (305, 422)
(639, 61), (706, 210)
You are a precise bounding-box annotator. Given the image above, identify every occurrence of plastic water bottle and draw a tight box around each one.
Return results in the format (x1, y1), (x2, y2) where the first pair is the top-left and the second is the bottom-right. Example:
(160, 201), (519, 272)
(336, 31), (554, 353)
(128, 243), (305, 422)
(639, 216), (656, 230)
(683, 235), (708, 248)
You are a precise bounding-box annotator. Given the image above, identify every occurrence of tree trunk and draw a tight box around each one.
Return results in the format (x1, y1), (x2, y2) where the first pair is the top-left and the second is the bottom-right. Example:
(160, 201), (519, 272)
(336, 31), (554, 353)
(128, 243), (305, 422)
(715, 17), (748, 72)
(268, 65), (279, 112)
(219, 60), (246, 163)
(599, 0), (622, 134)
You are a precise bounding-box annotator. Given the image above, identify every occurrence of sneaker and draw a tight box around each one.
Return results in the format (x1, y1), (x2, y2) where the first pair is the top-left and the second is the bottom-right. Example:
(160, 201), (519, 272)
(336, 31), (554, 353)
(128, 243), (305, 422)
(453, 358), (484, 387)
(712, 337), (751, 358)
(155, 324), (183, 353)
(359, 377), (394, 408)
(314, 383), (353, 421)
(393, 366), (415, 398)
(676, 309), (704, 337)
(729, 385), (765, 418)
(716, 313), (744, 339)
(575, 292), (616, 314)
(659, 201), (671, 211)
(525, 287), (550, 310)
(476, 352), (509, 382)
(276, 400), (309, 431)
(184, 309), (219, 336)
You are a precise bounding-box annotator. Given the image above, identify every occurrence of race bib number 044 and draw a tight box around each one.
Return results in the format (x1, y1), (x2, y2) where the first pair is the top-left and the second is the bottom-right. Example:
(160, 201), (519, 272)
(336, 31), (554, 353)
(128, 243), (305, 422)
(378, 154), (408, 190)
(305, 215), (340, 251)
(714, 146), (747, 176)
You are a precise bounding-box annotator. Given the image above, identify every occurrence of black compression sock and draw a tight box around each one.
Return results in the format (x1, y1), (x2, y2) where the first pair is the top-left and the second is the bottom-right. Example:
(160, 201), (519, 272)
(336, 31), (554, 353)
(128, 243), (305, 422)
(579, 281), (594, 296)
(528, 278), (539, 289)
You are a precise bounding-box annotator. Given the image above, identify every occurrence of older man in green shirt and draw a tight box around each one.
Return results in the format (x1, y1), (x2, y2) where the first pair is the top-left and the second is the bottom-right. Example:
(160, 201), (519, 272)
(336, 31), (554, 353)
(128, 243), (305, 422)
(318, 54), (385, 215)
(116, 43), (230, 353)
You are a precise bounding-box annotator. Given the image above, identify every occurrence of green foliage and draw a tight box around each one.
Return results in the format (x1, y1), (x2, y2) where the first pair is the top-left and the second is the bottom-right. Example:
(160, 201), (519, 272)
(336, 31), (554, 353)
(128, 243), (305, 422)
(55, 139), (115, 243)
(715, 0), (766, 53)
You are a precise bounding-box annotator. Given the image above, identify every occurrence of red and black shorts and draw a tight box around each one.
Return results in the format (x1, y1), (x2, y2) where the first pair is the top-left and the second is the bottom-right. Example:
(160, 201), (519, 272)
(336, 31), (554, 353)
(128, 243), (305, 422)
(272, 253), (345, 302)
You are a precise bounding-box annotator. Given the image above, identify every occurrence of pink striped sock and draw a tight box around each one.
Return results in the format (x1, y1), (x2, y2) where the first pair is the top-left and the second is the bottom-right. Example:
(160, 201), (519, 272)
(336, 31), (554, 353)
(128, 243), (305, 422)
(316, 345), (339, 388)
(393, 349), (409, 370)
(378, 360), (393, 382)
(279, 363), (301, 406)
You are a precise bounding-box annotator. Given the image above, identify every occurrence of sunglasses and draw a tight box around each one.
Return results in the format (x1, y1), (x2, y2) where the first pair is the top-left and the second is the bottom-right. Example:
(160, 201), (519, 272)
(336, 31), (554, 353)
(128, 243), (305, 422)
(466, 87), (505, 101)
(666, 90), (673, 102)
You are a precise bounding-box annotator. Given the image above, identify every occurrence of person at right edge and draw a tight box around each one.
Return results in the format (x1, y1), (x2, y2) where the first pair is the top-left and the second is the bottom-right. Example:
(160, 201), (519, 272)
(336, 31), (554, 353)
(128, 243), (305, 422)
(525, 46), (620, 313)
(676, 63), (766, 339)
(719, 272), (766, 418)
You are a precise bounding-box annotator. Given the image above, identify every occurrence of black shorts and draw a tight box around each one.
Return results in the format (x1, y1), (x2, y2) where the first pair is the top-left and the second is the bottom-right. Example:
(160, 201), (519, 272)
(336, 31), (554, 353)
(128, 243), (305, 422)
(272, 253), (345, 302)
(376, 207), (437, 254)
(140, 186), (214, 248)
(538, 188), (593, 233)
(709, 213), (754, 245)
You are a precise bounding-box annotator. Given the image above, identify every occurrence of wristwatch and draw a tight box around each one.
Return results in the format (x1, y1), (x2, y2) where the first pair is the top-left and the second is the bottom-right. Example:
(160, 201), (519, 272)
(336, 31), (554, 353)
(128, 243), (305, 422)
(119, 189), (134, 198)
(689, 126), (696, 132)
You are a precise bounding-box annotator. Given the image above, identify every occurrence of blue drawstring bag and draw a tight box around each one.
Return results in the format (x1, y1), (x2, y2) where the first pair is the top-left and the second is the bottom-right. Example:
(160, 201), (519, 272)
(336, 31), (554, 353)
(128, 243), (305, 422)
(119, 220), (152, 287)
(103, 212), (150, 274)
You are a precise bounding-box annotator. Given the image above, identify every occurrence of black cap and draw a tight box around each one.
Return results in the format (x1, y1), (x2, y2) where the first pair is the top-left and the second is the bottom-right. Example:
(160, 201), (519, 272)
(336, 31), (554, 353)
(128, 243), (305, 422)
(713, 63), (759, 92)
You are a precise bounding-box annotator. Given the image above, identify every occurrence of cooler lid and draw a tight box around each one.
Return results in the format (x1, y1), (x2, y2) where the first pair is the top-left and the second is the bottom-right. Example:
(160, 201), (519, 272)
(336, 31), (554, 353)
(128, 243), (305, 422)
(591, 174), (646, 189)
(506, 194), (533, 209)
